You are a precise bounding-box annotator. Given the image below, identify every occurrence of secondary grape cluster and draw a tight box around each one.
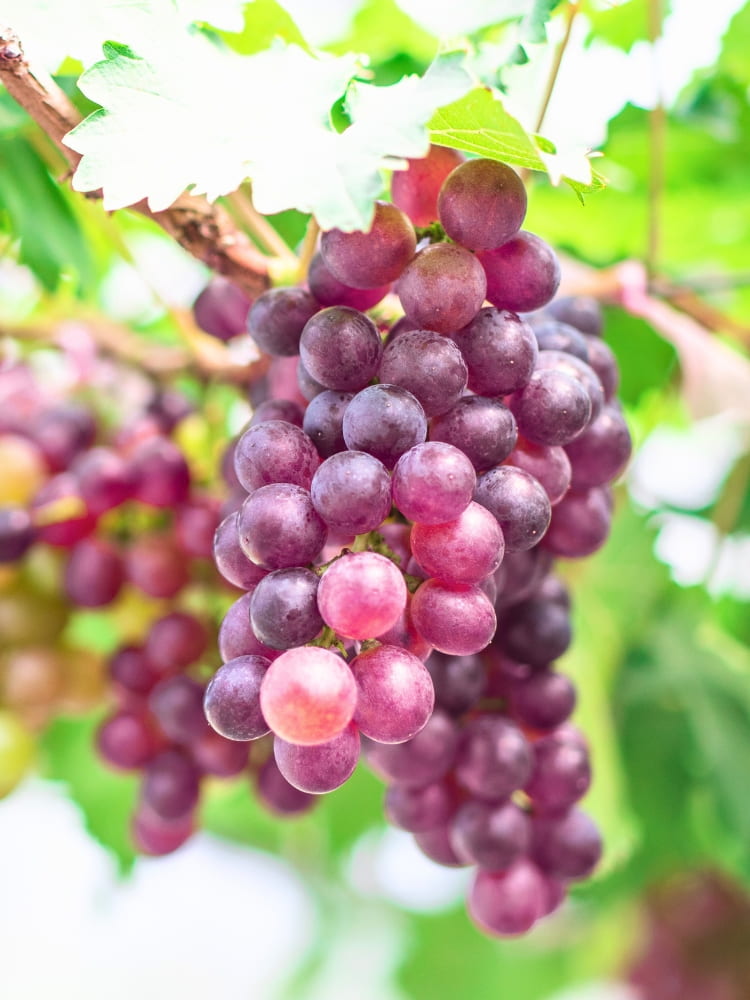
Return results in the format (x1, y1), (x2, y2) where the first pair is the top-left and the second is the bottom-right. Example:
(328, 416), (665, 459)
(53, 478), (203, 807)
(203, 148), (633, 936)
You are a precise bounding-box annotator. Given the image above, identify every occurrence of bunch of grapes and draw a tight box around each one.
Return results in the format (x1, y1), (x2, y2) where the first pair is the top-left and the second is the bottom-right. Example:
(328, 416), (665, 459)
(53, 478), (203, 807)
(202, 148), (633, 936)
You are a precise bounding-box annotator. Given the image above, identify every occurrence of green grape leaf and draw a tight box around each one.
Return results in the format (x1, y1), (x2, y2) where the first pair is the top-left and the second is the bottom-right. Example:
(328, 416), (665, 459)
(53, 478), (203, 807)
(428, 86), (605, 194)
(583, 0), (671, 53)
(520, 0), (565, 43)
(213, 0), (310, 55)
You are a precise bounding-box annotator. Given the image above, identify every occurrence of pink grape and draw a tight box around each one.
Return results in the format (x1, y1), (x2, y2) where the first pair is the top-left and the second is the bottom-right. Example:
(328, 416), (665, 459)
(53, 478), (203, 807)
(351, 644), (434, 744)
(317, 551), (407, 640)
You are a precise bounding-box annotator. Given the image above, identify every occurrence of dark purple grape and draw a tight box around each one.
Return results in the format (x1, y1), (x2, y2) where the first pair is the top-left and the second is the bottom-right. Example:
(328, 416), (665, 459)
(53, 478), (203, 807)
(311, 450), (392, 535)
(474, 465), (551, 552)
(496, 594), (572, 666)
(203, 654), (271, 740)
(468, 860), (547, 936)
(531, 808), (602, 880)
(534, 320), (590, 361)
(479, 232), (561, 313)
(385, 778), (455, 832)
(247, 286), (319, 356)
(437, 158), (527, 250)
(273, 724), (360, 794)
(64, 536), (124, 607)
(451, 308), (538, 396)
(213, 511), (268, 591)
(233, 420), (320, 494)
(535, 350), (605, 421)
(302, 390), (352, 459)
(509, 369), (592, 447)
(97, 710), (160, 770)
(237, 483), (327, 570)
(141, 749), (200, 820)
(509, 670), (576, 731)
(192, 729), (250, 777)
(494, 546), (553, 609)
(411, 580), (496, 656)
(307, 252), (390, 310)
(414, 824), (468, 867)
(149, 676), (208, 745)
(525, 730), (591, 813)
(392, 441), (475, 524)
(391, 145), (465, 227)
(427, 652), (486, 716)
(429, 395), (517, 472)
(454, 715), (532, 800)
(342, 384), (427, 468)
(193, 276), (252, 341)
(146, 389), (193, 433)
(583, 335), (618, 400)
(249, 398), (305, 428)
(132, 803), (194, 855)
(109, 645), (162, 699)
(542, 486), (612, 558)
(505, 439), (571, 505)
(31, 402), (96, 472)
(130, 437), (191, 508)
(380, 329), (468, 417)
(320, 201), (416, 289)
(144, 612), (207, 674)
(0, 508), (35, 563)
(249, 567), (323, 649)
(174, 495), (221, 559)
(73, 447), (136, 515)
(396, 243), (487, 334)
(564, 403), (632, 489)
(299, 306), (383, 392)
(256, 756), (316, 816)
(363, 709), (458, 786)
(450, 799), (530, 869)
(296, 358), (327, 401)
(217, 593), (280, 662)
(545, 295), (603, 337)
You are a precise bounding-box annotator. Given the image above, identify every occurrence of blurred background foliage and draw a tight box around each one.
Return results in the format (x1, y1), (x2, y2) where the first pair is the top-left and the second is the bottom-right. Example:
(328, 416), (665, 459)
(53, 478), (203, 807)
(2, 1), (750, 998)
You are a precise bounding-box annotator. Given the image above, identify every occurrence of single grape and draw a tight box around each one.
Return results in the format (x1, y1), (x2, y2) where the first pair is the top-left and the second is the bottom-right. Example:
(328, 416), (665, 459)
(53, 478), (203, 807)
(380, 329), (468, 417)
(317, 551), (407, 640)
(583, 335), (619, 400)
(174, 494), (221, 558)
(0, 508), (35, 563)
(31, 402), (96, 473)
(509, 369), (592, 447)
(531, 808), (602, 880)
(247, 286), (319, 357)
(410, 501), (505, 585)
(391, 145), (464, 226)
(451, 308), (538, 396)
(496, 594), (572, 666)
(426, 651), (486, 717)
(535, 350), (605, 421)
(0, 434), (45, 505)
(109, 645), (162, 699)
(213, 511), (268, 591)
(468, 860), (548, 937)
(193, 275), (252, 341)
(132, 804), (194, 855)
(260, 645), (357, 745)
(320, 201), (416, 289)
(97, 710), (160, 770)
(203, 655), (271, 741)
(192, 728), (250, 778)
(307, 252), (390, 311)
(504, 438), (571, 506)
(478, 232), (561, 313)
(410, 580), (496, 656)
(393, 440), (477, 526)
(63, 536), (124, 607)
(237, 483), (327, 570)
(273, 723), (360, 794)
(249, 398), (305, 428)
(73, 446), (136, 515)
(542, 486), (612, 558)
(351, 644), (434, 744)
(385, 778), (455, 833)
(296, 358), (327, 402)
(130, 437), (191, 508)
(450, 799), (531, 870)
(474, 465), (551, 552)
(300, 306), (383, 392)
(149, 676), (209, 745)
(125, 535), (189, 599)
(396, 243), (487, 334)
(233, 420), (320, 494)
(311, 450), (392, 535)
(533, 320), (590, 361)
(414, 825), (468, 867)
(437, 158), (527, 250)
(342, 384), (428, 469)
(363, 709), (458, 786)
(302, 390), (353, 458)
(31, 474), (96, 548)
(525, 730), (591, 813)
(249, 567), (324, 649)
(256, 755), (316, 816)
(544, 295), (603, 338)
(141, 749), (200, 821)
(454, 715), (532, 800)
(217, 592), (280, 662)
(429, 395), (518, 472)
(564, 403), (632, 489)
(509, 669), (576, 732)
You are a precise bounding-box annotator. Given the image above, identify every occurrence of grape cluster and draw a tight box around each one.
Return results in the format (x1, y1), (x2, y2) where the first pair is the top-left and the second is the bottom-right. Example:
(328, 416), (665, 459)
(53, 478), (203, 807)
(205, 148), (633, 936)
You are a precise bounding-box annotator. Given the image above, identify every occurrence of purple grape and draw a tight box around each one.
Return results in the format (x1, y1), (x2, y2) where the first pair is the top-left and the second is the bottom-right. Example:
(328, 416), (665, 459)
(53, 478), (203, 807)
(249, 567), (323, 649)
(429, 395), (517, 472)
(132, 804), (194, 855)
(299, 306), (383, 392)
(247, 286), (319, 356)
(531, 808), (602, 880)
(141, 749), (200, 821)
(494, 546), (553, 609)
(564, 403), (632, 489)
(73, 447), (136, 515)
(542, 486), (612, 558)
(497, 594), (572, 666)
(437, 158), (527, 251)
(31, 402), (96, 472)
(505, 439), (571, 505)
(342, 384), (427, 469)
(256, 756), (316, 816)
(583, 335), (618, 400)
(273, 724), (360, 794)
(396, 243), (487, 334)
(147, 389), (193, 433)
(525, 731), (591, 813)
(144, 611), (207, 674)
(193, 275), (252, 341)
(468, 860), (548, 936)
(535, 349), (605, 421)
(375, 595), (433, 662)
(213, 511), (268, 591)
(411, 580), (496, 656)
(392, 145), (465, 227)
(451, 308), (538, 396)
(109, 645), (162, 699)
(307, 252), (390, 311)
(534, 320), (590, 361)
(64, 536), (124, 607)
(296, 358), (327, 401)
(509, 670), (576, 731)
(149, 676), (209, 745)
(218, 593), (280, 662)
(302, 390), (352, 458)
(130, 437), (190, 508)
(351, 644), (434, 744)
(233, 420), (320, 494)
(383, 315), (418, 346)
(0, 508), (35, 562)
(392, 441), (475, 524)
(249, 398), (305, 427)
(414, 824), (468, 867)
(380, 329), (468, 417)
(320, 201), (416, 289)
(192, 728), (250, 778)
(409, 501), (504, 585)
(474, 465), (551, 552)
(478, 232), (561, 313)
(509, 369), (592, 447)
(174, 495), (221, 558)
(97, 710), (160, 770)
(454, 715), (532, 800)
(385, 778), (455, 832)
(427, 651), (486, 716)
(545, 295), (603, 337)
(450, 799), (530, 869)
(125, 535), (188, 599)
(203, 654), (271, 741)
(237, 483), (327, 570)
(363, 709), (458, 786)
(310, 450), (392, 535)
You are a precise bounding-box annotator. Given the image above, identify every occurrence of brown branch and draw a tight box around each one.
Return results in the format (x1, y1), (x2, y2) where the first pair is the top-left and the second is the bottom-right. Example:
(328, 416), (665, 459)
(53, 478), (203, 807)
(534, 1), (580, 134)
(0, 26), (271, 299)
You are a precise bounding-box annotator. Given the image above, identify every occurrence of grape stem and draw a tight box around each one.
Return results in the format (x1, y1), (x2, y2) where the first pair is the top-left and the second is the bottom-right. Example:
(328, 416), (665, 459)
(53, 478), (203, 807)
(297, 217), (320, 282)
